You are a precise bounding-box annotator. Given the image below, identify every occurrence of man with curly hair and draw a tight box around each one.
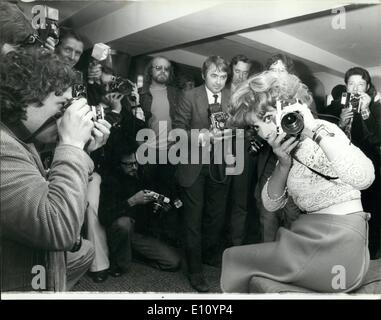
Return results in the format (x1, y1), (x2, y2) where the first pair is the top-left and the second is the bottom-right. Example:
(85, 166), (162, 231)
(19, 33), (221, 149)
(0, 47), (111, 292)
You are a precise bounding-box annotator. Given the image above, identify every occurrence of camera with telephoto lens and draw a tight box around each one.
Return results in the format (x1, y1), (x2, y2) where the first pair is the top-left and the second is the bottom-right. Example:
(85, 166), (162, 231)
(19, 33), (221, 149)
(34, 6), (60, 45)
(340, 92), (361, 113)
(276, 99), (304, 138)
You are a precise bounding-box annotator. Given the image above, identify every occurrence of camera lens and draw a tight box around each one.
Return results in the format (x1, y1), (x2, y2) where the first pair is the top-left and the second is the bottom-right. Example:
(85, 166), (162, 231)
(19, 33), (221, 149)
(281, 111), (304, 136)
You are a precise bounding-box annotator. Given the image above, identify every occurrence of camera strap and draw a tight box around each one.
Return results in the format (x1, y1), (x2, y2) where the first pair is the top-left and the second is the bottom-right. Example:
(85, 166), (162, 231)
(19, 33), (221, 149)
(292, 155), (338, 181)
(24, 115), (61, 143)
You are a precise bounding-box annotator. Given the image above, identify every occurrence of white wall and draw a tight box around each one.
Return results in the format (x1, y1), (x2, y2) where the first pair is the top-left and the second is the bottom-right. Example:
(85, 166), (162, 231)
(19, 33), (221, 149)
(313, 72), (344, 96)
(368, 67), (381, 90)
(314, 66), (381, 98)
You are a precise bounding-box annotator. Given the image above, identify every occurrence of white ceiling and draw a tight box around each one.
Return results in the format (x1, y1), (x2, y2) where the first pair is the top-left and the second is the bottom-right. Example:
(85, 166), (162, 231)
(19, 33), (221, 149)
(17, 0), (381, 80)
(276, 4), (381, 68)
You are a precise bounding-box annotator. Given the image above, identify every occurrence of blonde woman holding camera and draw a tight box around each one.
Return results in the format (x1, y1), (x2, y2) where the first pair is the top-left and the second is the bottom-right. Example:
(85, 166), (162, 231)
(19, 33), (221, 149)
(221, 71), (375, 293)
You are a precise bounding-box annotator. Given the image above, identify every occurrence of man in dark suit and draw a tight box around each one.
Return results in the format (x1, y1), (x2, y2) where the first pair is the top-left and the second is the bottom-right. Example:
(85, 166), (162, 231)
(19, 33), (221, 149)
(173, 56), (231, 292)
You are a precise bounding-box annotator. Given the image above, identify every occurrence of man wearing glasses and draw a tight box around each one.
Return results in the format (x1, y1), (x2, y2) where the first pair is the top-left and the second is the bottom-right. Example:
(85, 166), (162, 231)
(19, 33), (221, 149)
(138, 56), (182, 247)
(140, 56), (180, 153)
(98, 146), (180, 275)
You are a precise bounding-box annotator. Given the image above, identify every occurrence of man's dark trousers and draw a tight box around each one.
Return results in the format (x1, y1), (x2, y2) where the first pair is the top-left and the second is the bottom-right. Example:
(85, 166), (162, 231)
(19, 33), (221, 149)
(181, 164), (230, 273)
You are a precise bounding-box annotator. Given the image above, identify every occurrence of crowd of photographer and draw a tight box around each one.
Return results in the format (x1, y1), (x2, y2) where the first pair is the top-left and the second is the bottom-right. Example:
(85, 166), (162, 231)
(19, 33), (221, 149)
(1, 2), (380, 293)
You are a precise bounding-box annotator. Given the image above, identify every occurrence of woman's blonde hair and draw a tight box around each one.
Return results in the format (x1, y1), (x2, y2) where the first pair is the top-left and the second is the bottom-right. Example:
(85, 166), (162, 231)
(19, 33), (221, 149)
(228, 71), (313, 128)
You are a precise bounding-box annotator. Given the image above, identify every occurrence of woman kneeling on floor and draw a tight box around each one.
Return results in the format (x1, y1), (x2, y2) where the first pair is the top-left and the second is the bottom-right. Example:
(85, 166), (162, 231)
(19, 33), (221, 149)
(221, 71), (375, 293)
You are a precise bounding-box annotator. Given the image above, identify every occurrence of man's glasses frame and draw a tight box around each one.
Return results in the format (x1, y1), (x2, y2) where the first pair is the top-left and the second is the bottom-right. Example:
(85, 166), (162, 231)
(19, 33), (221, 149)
(120, 161), (138, 168)
(152, 65), (171, 72)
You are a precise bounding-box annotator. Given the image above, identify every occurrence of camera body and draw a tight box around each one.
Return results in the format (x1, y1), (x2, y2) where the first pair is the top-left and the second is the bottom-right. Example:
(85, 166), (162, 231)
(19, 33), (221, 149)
(72, 83), (87, 99)
(209, 103), (229, 132)
(341, 92), (361, 113)
(275, 100), (304, 138)
(210, 111), (229, 131)
(150, 192), (171, 214)
(91, 105), (105, 121)
(247, 135), (265, 156)
(145, 191), (183, 214)
(109, 77), (133, 95)
(35, 6), (60, 45)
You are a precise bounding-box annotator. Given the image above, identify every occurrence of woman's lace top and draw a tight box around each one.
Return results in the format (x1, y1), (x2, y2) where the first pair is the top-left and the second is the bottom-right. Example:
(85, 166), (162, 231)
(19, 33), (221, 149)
(262, 120), (375, 213)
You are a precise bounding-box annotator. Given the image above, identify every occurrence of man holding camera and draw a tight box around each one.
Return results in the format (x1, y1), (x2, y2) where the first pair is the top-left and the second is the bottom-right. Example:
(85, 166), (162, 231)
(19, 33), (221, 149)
(329, 67), (381, 259)
(173, 56), (231, 292)
(0, 47), (111, 292)
(54, 27), (112, 283)
(98, 145), (181, 274)
(0, 2), (112, 292)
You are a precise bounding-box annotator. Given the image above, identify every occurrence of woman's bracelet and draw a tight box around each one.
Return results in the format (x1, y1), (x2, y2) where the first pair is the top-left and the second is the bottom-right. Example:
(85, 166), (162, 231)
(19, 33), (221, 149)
(265, 177), (288, 202)
(312, 124), (335, 145)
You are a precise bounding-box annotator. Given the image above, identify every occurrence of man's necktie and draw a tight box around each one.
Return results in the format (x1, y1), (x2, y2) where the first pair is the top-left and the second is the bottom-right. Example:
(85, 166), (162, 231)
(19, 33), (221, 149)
(213, 94), (218, 104)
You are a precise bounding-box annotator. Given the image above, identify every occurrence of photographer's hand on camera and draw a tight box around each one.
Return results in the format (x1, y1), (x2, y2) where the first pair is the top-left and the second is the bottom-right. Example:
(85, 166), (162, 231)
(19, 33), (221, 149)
(132, 107), (145, 121)
(103, 92), (124, 113)
(57, 98), (94, 149)
(358, 92), (371, 119)
(127, 190), (155, 207)
(86, 119), (111, 153)
(359, 92), (371, 107)
(88, 63), (102, 84)
(268, 132), (298, 169)
(339, 108), (353, 129)
(128, 81), (140, 106)
(44, 37), (56, 52)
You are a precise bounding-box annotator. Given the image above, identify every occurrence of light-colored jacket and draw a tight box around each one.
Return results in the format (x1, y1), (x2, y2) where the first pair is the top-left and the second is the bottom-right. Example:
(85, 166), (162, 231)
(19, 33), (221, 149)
(0, 122), (94, 291)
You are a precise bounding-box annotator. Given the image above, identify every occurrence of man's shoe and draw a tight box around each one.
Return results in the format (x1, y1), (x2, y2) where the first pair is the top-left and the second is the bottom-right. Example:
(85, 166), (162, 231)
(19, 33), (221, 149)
(189, 272), (210, 292)
(108, 265), (125, 277)
(89, 270), (108, 283)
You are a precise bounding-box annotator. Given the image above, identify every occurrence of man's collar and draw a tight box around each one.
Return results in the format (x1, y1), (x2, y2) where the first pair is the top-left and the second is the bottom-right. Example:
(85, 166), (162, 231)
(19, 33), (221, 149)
(2, 120), (31, 143)
(1, 120), (46, 150)
(204, 85), (222, 103)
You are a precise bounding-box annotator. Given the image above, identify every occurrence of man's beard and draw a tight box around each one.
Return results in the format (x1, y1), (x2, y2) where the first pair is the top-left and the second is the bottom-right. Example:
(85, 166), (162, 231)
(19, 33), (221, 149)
(153, 73), (169, 85)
